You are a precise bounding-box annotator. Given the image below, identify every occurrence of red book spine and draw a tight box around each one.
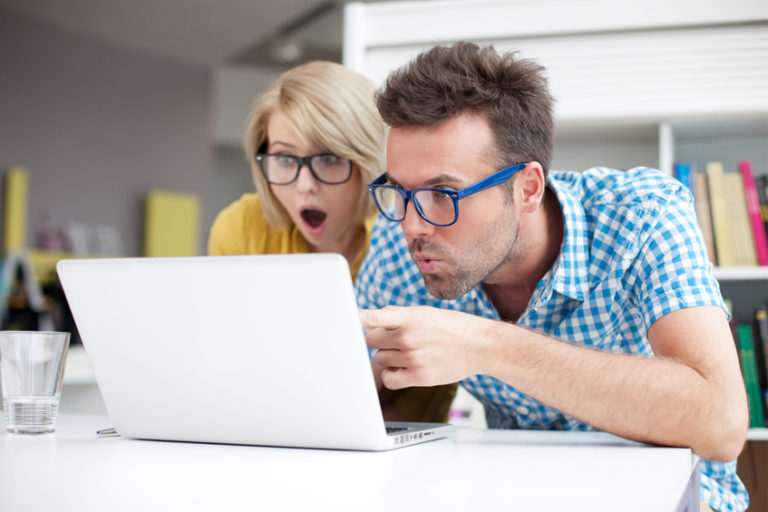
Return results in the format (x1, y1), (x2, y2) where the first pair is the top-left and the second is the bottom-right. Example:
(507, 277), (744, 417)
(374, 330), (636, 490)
(739, 160), (768, 266)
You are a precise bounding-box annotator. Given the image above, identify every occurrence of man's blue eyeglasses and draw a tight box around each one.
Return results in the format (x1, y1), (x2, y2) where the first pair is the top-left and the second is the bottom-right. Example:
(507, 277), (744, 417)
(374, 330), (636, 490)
(367, 162), (527, 227)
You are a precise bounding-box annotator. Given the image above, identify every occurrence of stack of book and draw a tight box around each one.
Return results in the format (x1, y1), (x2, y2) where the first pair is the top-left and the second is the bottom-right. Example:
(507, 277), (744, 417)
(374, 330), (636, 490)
(673, 160), (768, 267)
(729, 305), (768, 429)
(675, 161), (768, 429)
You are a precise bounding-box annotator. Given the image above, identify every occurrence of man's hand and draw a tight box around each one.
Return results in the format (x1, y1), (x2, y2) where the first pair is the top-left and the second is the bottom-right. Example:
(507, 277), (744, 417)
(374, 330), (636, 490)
(360, 305), (495, 389)
(362, 304), (747, 462)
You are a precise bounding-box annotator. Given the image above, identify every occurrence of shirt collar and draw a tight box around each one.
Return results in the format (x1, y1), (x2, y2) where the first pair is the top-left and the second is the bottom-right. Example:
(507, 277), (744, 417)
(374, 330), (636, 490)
(542, 174), (590, 302)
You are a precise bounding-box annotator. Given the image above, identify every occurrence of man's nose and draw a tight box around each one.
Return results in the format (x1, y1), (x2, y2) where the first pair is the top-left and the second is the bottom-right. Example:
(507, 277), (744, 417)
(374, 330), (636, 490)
(400, 200), (435, 240)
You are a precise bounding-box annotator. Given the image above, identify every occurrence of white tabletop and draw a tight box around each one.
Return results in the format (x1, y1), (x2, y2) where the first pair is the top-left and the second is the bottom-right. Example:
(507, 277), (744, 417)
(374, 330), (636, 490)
(0, 413), (699, 512)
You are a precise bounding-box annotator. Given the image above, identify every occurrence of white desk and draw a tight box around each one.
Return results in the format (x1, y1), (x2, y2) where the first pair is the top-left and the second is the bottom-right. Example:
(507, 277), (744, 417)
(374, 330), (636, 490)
(0, 413), (699, 512)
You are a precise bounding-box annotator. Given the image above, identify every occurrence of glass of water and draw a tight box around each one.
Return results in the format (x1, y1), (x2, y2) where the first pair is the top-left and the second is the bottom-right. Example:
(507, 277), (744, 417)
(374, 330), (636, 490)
(0, 331), (70, 434)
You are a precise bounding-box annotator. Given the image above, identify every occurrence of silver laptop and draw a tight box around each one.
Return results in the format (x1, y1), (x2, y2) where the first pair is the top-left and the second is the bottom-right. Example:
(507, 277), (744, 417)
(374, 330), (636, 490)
(57, 253), (453, 450)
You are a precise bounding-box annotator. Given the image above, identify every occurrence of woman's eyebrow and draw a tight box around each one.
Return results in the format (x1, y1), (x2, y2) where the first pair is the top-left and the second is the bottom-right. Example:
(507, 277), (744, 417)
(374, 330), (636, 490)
(268, 140), (297, 151)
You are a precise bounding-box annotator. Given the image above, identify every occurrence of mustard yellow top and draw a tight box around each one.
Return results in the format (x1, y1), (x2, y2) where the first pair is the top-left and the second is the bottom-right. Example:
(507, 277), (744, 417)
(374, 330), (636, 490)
(207, 193), (457, 423)
(208, 194), (372, 279)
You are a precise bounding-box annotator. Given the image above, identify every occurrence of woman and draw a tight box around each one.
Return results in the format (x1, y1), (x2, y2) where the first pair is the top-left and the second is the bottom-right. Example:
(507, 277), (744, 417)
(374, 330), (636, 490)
(208, 61), (456, 422)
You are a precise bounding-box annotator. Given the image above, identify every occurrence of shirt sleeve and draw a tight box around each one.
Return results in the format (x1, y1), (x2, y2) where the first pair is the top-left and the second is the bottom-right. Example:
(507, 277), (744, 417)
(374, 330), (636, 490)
(629, 181), (727, 329)
(354, 217), (387, 310)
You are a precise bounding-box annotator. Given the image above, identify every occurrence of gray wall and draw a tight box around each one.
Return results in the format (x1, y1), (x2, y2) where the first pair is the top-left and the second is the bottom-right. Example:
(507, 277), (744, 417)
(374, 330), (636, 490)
(0, 7), (212, 256)
(211, 145), (256, 223)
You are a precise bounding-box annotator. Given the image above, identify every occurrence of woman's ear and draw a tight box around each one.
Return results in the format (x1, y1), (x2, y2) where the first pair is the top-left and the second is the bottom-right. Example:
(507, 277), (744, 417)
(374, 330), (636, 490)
(516, 161), (546, 213)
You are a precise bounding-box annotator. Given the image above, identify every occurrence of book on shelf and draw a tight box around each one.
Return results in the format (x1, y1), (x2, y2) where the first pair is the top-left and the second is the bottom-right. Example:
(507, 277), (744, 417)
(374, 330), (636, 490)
(755, 174), (768, 243)
(722, 171), (758, 267)
(737, 324), (767, 428)
(739, 160), (768, 266)
(706, 162), (735, 266)
(673, 162), (695, 198)
(705, 161), (765, 267)
(692, 171), (717, 265)
(3, 167), (29, 253)
(755, 308), (768, 422)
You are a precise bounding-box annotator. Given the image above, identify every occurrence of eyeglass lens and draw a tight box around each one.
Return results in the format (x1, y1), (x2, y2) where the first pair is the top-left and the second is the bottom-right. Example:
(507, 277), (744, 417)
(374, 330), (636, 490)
(373, 187), (457, 225)
(262, 154), (351, 184)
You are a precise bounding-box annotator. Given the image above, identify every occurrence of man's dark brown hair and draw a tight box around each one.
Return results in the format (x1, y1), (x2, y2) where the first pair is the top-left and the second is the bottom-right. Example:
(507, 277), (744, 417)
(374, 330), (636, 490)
(376, 41), (554, 175)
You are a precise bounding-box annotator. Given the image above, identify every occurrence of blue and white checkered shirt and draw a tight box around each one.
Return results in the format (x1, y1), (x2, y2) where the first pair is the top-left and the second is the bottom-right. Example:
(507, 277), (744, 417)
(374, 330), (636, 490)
(356, 166), (748, 511)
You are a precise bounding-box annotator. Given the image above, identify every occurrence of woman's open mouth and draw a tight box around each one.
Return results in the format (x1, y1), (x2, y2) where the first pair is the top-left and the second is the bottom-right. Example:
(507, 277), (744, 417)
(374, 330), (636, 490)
(300, 207), (327, 235)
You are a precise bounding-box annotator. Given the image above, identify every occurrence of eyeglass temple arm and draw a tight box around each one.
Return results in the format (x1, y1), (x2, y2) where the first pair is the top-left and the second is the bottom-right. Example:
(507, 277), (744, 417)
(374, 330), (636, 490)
(369, 163), (525, 198)
(369, 174), (388, 186)
(455, 163), (526, 199)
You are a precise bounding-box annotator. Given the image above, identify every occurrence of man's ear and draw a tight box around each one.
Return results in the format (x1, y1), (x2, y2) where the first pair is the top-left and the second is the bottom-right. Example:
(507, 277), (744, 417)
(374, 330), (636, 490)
(516, 161), (546, 213)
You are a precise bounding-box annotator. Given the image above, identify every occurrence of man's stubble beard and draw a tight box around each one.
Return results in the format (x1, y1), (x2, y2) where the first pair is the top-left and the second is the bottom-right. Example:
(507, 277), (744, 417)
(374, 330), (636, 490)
(409, 211), (520, 300)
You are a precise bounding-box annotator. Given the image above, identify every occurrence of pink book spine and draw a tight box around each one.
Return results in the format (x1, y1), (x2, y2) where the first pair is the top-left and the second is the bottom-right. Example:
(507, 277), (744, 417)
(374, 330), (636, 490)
(739, 160), (768, 266)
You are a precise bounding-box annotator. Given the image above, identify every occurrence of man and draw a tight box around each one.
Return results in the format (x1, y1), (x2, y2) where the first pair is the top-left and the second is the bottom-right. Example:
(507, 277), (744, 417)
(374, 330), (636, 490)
(356, 42), (749, 511)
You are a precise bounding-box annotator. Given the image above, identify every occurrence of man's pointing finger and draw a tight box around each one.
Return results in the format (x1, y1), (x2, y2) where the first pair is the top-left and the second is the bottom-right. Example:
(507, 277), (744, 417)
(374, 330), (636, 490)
(359, 307), (402, 330)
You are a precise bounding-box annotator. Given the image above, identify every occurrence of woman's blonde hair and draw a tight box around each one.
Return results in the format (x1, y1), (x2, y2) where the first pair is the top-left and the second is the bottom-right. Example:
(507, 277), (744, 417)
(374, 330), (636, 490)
(244, 61), (387, 230)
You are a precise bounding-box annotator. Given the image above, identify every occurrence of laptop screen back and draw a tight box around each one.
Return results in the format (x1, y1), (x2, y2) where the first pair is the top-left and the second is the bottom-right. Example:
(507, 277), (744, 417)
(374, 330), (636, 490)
(57, 254), (390, 449)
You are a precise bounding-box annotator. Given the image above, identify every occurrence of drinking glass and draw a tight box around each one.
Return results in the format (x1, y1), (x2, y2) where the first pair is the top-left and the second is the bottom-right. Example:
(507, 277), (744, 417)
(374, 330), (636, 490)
(0, 331), (70, 434)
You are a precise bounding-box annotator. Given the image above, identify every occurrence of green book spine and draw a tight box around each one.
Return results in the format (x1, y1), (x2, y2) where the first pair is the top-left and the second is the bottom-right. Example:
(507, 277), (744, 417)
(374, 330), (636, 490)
(737, 324), (765, 428)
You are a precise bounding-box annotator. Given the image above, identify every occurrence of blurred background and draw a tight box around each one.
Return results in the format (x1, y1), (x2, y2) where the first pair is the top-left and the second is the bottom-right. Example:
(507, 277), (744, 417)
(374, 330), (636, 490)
(0, 0), (387, 261)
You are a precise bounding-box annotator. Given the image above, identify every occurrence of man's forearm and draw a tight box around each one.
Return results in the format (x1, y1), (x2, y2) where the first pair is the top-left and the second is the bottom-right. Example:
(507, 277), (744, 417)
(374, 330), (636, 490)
(480, 318), (747, 461)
